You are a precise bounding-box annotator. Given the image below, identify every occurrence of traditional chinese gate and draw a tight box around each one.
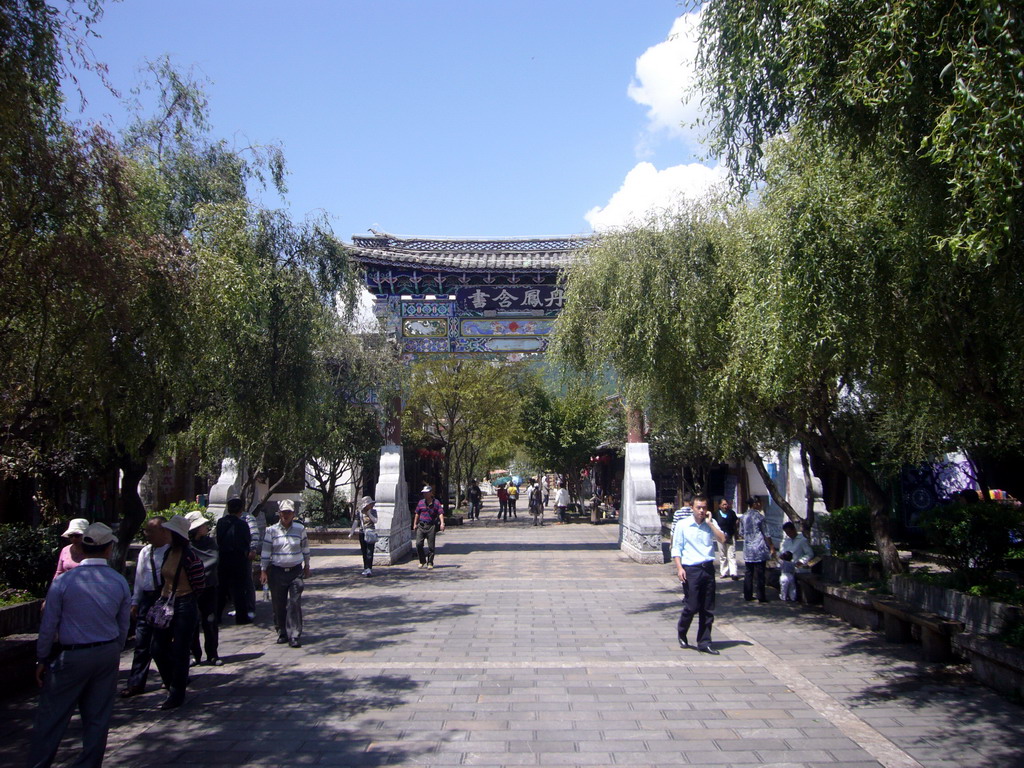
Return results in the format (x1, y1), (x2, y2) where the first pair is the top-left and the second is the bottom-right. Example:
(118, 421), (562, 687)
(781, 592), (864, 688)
(349, 232), (663, 565)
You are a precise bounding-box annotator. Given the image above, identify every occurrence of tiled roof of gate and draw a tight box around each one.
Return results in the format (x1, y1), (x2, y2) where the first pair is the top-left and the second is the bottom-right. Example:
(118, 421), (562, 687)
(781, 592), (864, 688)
(348, 232), (592, 272)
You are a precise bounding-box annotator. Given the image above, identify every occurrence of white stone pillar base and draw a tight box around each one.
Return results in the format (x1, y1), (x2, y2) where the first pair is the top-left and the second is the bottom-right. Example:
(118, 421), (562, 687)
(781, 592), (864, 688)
(619, 443), (664, 564)
(372, 445), (412, 565)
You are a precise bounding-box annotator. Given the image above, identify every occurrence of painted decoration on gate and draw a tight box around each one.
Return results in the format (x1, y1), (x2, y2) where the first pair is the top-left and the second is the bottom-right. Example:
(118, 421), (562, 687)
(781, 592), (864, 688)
(403, 318), (447, 337)
(461, 319), (554, 337)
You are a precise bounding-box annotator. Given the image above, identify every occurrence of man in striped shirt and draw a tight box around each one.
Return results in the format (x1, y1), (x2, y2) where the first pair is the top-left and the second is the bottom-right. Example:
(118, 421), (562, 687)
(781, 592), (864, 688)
(260, 499), (310, 648)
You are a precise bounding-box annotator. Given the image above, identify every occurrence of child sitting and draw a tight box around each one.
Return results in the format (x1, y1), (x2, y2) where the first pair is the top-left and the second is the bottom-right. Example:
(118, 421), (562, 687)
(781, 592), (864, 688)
(779, 551), (796, 602)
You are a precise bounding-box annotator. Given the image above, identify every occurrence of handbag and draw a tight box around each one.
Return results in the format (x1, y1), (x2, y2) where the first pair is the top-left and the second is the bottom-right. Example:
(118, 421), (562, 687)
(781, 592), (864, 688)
(146, 550), (185, 629)
(364, 529), (379, 544)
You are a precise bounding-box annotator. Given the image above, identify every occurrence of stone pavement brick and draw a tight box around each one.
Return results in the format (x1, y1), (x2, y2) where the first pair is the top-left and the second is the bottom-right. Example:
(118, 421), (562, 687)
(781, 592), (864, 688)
(3, 519), (1024, 768)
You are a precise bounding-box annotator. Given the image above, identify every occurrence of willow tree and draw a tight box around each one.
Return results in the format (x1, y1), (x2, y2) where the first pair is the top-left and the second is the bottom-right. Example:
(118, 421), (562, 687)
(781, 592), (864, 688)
(695, 0), (1024, 488)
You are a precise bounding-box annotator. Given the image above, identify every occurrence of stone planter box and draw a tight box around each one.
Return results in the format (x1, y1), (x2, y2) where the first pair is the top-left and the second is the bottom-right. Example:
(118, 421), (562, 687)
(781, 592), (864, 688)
(953, 633), (1024, 698)
(823, 584), (881, 631)
(0, 599), (43, 637)
(822, 556), (874, 584)
(890, 575), (1024, 635)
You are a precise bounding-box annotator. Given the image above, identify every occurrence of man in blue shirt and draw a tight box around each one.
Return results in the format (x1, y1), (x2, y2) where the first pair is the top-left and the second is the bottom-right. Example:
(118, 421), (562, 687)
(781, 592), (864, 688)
(671, 493), (726, 654)
(28, 522), (131, 768)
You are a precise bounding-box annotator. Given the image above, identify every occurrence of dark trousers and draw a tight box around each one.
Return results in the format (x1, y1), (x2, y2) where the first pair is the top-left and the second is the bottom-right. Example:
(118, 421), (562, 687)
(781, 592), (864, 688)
(358, 532), (374, 570)
(217, 552), (253, 624)
(267, 564), (304, 641)
(744, 560), (768, 602)
(498, 498), (508, 519)
(27, 641), (120, 768)
(152, 594), (198, 704)
(191, 586), (219, 662)
(126, 590), (158, 690)
(508, 498), (517, 517)
(469, 500), (481, 519)
(416, 522), (438, 564)
(677, 561), (716, 648)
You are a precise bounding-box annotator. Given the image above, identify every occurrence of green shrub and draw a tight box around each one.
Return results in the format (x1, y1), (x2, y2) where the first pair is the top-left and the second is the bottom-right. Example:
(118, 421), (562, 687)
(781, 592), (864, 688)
(0, 524), (62, 597)
(138, 501), (203, 541)
(820, 505), (874, 555)
(921, 501), (1024, 586)
(0, 587), (36, 607)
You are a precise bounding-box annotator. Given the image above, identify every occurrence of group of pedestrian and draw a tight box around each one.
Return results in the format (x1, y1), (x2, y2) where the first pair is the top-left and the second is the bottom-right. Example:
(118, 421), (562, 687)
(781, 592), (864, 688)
(28, 496), (312, 767)
(670, 493), (818, 654)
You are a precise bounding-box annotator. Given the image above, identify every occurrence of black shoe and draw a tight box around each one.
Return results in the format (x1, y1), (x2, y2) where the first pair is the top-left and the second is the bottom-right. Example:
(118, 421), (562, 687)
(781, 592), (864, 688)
(210, 657), (224, 666)
(288, 638), (301, 648)
(677, 635), (689, 649)
(758, 599), (768, 604)
(697, 645), (720, 655)
(276, 635), (288, 644)
(120, 686), (144, 698)
(159, 696), (184, 710)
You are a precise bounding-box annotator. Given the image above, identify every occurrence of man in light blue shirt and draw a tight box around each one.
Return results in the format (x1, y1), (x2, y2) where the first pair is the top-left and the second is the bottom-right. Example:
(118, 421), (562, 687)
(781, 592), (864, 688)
(671, 494), (726, 654)
(28, 522), (131, 768)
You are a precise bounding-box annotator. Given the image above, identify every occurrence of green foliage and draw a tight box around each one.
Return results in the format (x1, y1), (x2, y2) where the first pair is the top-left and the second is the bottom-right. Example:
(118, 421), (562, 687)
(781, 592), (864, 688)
(518, 377), (607, 500)
(0, 587), (37, 607)
(820, 506), (874, 555)
(0, 524), (62, 597)
(921, 501), (1024, 585)
(999, 619), (1024, 650)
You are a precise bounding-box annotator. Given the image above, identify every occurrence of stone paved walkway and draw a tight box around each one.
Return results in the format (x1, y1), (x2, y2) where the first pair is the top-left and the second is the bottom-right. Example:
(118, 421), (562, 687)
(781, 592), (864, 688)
(3, 503), (1024, 767)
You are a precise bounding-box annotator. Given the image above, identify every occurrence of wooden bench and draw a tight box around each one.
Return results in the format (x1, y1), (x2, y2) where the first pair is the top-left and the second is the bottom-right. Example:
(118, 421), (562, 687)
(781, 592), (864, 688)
(796, 573), (826, 606)
(871, 597), (964, 662)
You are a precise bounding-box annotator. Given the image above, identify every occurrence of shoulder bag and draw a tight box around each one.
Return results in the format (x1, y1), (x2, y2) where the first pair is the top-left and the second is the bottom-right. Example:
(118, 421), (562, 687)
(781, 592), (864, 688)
(146, 551), (185, 630)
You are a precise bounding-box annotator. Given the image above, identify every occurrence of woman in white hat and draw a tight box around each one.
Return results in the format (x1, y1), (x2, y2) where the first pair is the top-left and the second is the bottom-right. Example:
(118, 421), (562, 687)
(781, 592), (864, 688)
(186, 511), (222, 667)
(53, 518), (90, 579)
(150, 514), (205, 709)
(350, 497), (378, 577)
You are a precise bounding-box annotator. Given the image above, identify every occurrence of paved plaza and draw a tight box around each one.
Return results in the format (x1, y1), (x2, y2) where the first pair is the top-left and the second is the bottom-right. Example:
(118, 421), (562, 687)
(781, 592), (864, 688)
(3, 503), (1024, 768)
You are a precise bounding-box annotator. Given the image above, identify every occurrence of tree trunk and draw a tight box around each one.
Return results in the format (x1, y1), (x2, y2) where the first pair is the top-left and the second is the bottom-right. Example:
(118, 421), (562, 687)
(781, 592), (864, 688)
(744, 445), (800, 521)
(799, 444), (816, 536)
(797, 427), (903, 576)
(113, 457), (149, 574)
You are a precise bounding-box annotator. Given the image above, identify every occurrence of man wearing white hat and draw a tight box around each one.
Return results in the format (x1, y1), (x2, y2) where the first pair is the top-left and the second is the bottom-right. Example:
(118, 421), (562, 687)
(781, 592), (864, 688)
(28, 522), (131, 768)
(260, 499), (310, 647)
(412, 485), (445, 570)
(53, 518), (89, 579)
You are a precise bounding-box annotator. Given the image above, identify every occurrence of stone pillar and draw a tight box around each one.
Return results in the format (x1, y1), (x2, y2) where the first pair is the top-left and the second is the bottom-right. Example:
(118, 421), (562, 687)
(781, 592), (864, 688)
(207, 458), (240, 521)
(618, 442), (664, 564)
(372, 445), (412, 565)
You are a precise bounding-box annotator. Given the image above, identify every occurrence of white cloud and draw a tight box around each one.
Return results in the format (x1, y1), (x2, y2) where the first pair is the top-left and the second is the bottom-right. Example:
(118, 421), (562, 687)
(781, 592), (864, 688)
(584, 161), (726, 231)
(627, 10), (706, 151)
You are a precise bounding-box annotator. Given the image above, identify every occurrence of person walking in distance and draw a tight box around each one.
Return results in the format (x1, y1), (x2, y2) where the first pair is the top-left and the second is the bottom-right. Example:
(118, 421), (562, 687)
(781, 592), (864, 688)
(671, 494), (726, 655)
(528, 478), (544, 526)
(260, 499), (310, 647)
(216, 497), (254, 625)
(506, 482), (519, 518)
(350, 496), (378, 577)
(554, 483), (570, 524)
(27, 523), (130, 768)
(121, 516), (170, 697)
(741, 497), (776, 603)
(713, 498), (739, 580)
(413, 485), (445, 569)
(496, 483), (509, 520)
(467, 480), (482, 521)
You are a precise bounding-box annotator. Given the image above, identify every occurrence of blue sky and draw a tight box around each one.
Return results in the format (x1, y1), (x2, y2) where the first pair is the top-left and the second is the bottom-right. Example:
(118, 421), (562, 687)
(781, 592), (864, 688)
(68, 1), (720, 239)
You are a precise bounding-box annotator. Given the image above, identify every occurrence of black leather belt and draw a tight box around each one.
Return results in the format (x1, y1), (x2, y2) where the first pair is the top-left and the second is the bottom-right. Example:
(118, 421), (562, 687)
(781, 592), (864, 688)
(60, 639), (116, 651)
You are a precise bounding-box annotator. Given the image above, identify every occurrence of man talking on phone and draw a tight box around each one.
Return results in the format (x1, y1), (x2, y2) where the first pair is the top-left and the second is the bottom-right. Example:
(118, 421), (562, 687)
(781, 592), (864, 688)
(671, 493), (726, 654)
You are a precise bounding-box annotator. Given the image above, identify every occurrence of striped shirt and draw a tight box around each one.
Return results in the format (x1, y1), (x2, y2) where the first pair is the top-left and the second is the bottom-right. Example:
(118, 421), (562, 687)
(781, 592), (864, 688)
(261, 521), (310, 569)
(37, 560), (131, 661)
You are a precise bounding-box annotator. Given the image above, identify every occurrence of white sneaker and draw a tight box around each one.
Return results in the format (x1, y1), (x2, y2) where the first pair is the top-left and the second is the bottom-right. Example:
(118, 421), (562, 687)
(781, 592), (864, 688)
(364, 569), (373, 577)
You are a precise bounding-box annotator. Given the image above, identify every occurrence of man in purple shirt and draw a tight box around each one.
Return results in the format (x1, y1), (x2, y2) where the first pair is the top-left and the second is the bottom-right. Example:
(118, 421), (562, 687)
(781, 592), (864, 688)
(412, 485), (445, 570)
(28, 522), (131, 768)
